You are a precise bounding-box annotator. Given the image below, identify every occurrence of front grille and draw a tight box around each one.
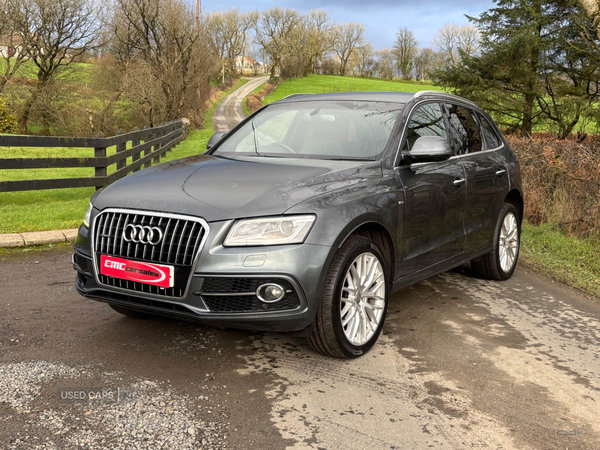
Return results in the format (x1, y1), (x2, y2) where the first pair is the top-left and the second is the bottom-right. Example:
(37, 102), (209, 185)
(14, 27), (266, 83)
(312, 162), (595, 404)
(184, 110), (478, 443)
(201, 278), (300, 312)
(93, 210), (208, 298)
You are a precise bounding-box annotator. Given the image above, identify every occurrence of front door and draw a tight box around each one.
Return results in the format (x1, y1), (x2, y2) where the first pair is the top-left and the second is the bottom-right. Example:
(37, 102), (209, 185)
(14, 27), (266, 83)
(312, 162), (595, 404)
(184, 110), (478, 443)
(396, 102), (467, 276)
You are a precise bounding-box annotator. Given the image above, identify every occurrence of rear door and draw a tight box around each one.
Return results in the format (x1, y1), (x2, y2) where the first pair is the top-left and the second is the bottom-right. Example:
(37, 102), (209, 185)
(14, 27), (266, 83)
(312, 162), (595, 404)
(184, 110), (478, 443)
(397, 102), (467, 276)
(443, 104), (509, 252)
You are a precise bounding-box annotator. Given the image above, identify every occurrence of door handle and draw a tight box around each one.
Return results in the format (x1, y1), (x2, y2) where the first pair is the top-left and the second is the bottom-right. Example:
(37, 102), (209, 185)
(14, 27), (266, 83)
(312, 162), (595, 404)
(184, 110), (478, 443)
(496, 169), (506, 177)
(454, 178), (466, 187)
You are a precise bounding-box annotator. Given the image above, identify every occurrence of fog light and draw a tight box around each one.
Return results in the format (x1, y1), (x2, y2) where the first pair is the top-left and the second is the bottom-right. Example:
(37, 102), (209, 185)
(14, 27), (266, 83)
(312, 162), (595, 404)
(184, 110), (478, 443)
(256, 283), (286, 303)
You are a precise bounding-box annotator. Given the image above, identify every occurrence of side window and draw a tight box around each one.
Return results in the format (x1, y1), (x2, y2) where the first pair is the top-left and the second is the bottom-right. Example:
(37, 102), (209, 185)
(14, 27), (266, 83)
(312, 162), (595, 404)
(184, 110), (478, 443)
(477, 113), (502, 150)
(404, 103), (447, 151)
(445, 104), (482, 155)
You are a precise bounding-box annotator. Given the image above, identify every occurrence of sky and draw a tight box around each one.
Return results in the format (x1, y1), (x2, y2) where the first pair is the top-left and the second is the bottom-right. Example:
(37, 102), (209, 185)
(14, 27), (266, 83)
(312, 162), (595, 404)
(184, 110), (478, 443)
(201, 0), (497, 50)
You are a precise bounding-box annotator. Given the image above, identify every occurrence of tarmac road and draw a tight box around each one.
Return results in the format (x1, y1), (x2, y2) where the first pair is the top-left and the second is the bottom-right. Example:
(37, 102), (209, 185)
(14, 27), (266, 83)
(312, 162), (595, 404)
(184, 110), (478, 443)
(213, 76), (269, 133)
(1, 246), (599, 450)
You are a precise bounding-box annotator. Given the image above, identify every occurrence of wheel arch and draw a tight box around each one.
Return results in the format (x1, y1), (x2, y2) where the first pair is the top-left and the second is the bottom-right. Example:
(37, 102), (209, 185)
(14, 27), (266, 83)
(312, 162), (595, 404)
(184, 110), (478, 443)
(335, 220), (396, 287)
(504, 189), (524, 223)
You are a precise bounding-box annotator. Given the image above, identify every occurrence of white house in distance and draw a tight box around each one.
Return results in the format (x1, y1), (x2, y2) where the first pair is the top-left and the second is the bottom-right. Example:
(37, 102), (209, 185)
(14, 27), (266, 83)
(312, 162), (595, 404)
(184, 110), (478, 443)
(0, 33), (23, 59)
(234, 56), (268, 75)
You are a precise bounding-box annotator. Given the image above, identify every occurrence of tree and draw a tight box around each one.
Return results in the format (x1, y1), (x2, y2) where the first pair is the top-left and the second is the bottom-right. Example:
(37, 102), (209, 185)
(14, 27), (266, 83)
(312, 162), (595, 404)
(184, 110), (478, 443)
(111, 0), (215, 123)
(392, 27), (418, 79)
(435, 0), (600, 138)
(414, 48), (440, 81)
(204, 9), (255, 77)
(10, 0), (101, 132)
(333, 22), (364, 76)
(253, 7), (303, 79)
(0, 0), (28, 93)
(433, 23), (480, 67)
(357, 43), (376, 77)
(578, 0), (600, 38)
(375, 49), (395, 79)
(304, 9), (334, 75)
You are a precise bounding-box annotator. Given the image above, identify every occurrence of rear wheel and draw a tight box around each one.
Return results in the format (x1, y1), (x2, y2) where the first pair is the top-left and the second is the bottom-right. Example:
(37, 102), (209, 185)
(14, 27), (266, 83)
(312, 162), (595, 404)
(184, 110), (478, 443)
(109, 304), (156, 319)
(309, 235), (389, 358)
(471, 203), (520, 280)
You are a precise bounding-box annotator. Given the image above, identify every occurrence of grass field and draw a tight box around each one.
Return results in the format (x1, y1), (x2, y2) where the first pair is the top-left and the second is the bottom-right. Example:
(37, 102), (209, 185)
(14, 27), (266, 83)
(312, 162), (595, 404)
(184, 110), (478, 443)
(263, 75), (443, 104)
(520, 222), (600, 298)
(0, 78), (247, 234)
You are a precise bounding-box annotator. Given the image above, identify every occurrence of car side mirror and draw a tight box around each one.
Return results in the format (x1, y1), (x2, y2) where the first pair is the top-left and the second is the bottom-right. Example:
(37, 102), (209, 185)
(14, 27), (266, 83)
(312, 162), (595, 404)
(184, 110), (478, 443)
(403, 136), (452, 164)
(206, 132), (227, 151)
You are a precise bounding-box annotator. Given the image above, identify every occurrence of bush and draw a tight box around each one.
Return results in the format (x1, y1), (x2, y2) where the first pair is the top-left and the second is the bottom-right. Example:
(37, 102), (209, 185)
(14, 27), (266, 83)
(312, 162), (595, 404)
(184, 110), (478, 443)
(507, 135), (600, 238)
(0, 98), (19, 134)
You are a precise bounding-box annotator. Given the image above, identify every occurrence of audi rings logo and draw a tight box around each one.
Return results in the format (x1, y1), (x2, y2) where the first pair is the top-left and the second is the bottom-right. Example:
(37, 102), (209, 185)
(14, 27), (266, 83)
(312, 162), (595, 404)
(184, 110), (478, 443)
(122, 224), (164, 245)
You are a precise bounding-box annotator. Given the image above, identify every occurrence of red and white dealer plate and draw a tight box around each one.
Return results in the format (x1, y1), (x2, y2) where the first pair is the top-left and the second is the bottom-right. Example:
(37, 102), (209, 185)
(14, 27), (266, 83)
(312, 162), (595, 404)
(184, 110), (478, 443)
(99, 255), (174, 288)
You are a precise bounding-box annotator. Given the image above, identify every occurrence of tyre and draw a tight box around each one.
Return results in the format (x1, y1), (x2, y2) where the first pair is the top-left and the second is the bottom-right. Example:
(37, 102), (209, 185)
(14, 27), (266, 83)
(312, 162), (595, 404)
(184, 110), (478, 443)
(109, 304), (156, 319)
(471, 203), (521, 281)
(309, 235), (389, 358)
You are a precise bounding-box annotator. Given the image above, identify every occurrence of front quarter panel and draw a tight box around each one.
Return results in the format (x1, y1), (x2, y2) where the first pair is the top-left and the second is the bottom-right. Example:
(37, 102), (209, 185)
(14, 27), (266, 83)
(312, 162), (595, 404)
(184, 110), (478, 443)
(285, 169), (404, 282)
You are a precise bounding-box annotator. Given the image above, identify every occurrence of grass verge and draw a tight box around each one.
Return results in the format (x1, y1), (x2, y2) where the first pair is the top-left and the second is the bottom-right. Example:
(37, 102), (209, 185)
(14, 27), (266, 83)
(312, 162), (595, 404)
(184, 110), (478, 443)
(520, 222), (600, 298)
(0, 78), (248, 234)
(263, 75), (442, 104)
(241, 80), (268, 117)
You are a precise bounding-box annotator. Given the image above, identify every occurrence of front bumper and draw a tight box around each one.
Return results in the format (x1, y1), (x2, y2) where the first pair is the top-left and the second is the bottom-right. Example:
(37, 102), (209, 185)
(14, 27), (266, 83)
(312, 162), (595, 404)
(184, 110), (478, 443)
(73, 221), (332, 333)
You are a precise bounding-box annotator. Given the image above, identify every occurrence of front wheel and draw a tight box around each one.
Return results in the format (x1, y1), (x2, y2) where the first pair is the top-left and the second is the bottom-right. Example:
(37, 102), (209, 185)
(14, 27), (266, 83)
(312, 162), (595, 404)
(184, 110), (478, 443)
(471, 203), (521, 280)
(309, 235), (389, 358)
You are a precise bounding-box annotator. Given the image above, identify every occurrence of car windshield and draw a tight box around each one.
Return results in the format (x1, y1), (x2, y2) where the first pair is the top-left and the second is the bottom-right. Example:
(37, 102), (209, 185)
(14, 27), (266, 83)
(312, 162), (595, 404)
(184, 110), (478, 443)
(212, 100), (404, 160)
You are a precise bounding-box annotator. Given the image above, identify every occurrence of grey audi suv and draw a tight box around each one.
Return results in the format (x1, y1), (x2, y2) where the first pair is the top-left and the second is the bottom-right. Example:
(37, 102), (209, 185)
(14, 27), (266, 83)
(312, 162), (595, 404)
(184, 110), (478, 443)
(73, 91), (523, 358)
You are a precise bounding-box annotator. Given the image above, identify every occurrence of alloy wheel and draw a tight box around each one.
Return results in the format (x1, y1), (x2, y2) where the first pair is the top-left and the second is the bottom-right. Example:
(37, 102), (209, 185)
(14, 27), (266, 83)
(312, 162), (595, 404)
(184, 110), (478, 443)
(499, 212), (519, 273)
(340, 252), (386, 346)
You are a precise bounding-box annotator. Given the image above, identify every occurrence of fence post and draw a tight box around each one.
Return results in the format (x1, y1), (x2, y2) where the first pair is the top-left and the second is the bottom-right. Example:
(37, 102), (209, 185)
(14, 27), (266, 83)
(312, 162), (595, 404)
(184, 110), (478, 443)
(153, 128), (162, 164)
(143, 126), (151, 169)
(116, 130), (127, 178)
(94, 132), (106, 190)
(131, 127), (141, 172)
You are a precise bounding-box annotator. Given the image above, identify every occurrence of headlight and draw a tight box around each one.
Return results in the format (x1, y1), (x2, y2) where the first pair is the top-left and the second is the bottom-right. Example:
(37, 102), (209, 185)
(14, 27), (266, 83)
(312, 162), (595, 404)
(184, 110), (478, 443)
(224, 215), (316, 246)
(83, 202), (93, 228)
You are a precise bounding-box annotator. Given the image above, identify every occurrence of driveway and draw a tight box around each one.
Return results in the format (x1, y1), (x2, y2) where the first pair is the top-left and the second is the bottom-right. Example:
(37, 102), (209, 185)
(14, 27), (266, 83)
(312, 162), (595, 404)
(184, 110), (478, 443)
(0, 246), (599, 450)
(214, 76), (269, 132)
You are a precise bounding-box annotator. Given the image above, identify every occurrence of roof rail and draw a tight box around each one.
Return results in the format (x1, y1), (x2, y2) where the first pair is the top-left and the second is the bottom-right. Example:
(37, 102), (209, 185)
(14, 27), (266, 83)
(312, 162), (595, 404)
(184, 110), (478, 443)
(414, 90), (479, 107)
(282, 93), (315, 99)
(413, 90), (442, 98)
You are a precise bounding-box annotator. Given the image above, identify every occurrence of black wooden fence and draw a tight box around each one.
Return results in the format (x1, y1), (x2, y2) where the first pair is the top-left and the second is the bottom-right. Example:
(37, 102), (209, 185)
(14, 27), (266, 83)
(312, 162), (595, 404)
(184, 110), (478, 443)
(0, 120), (186, 192)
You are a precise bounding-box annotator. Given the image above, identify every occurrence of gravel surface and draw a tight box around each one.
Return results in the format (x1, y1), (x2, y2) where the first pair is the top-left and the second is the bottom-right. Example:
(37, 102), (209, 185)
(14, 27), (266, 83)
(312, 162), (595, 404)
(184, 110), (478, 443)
(1, 361), (228, 450)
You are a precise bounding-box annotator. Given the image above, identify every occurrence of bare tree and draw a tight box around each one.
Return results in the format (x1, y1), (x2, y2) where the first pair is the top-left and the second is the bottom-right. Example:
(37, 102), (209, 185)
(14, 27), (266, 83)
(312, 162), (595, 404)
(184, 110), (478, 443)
(0, 0), (28, 93)
(392, 27), (418, 80)
(10, 0), (100, 132)
(414, 48), (438, 81)
(111, 0), (215, 123)
(253, 7), (303, 79)
(333, 22), (364, 76)
(204, 9), (255, 77)
(433, 23), (480, 67)
(304, 9), (334, 75)
(358, 43), (376, 77)
(375, 49), (395, 80)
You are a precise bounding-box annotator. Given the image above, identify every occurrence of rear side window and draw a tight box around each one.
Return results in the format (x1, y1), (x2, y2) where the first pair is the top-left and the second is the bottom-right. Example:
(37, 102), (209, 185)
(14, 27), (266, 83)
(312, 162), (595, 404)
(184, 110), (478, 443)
(404, 103), (447, 151)
(445, 104), (482, 155)
(477, 113), (503, 150)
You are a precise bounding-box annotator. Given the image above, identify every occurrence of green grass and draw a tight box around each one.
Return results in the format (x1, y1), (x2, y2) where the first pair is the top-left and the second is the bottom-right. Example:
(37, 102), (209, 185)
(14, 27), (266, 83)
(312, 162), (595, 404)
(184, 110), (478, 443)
(263, 75), (443, 104)
(520, 222), (600, 298)
(0, 78), (248, 234)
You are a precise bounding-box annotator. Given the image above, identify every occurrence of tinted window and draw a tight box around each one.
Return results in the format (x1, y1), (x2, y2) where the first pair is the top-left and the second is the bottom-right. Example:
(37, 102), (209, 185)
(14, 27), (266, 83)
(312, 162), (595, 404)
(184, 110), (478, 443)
(477, 113), (502, 149)
(445, 104), (482, 155)
(404, 103), (447, 151)
(213, 101), (404, 160)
